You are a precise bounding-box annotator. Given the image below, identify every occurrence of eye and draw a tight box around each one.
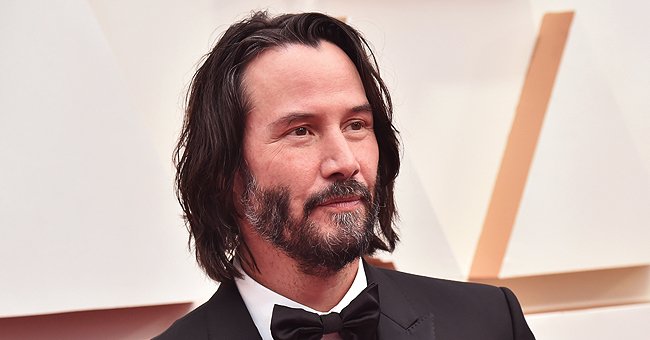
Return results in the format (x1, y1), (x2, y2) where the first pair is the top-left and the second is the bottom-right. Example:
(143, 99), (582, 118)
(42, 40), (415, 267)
(349, 121), (364, 130)
(291, 126), (309, 136)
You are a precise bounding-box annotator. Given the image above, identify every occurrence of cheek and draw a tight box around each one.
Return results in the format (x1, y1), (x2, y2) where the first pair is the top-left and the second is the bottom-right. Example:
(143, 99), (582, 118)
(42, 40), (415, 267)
(273, 161), (319, 216)
(358, 140), (380, 182)
(250, 151), (320, 207)
(264, 152), (318, 183)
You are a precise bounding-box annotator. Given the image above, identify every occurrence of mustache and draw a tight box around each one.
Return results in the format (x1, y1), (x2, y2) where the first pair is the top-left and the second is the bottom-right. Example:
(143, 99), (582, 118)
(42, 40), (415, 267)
(303, 179), (372, 216)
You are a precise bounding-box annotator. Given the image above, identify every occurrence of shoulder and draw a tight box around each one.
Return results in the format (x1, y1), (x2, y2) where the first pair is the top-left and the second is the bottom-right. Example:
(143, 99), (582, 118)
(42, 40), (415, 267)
(374, 266), (507, 302)
(370, 267), (535, 339)
(154, 280), (260, 340)
(154, 296), (213, 340)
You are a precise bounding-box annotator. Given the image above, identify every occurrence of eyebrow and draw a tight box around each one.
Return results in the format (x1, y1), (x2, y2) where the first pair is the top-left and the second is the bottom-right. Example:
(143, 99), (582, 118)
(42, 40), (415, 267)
(351, 103), (373, 113)
(270, 113), (315, 129)
(270, 103), (373, 129)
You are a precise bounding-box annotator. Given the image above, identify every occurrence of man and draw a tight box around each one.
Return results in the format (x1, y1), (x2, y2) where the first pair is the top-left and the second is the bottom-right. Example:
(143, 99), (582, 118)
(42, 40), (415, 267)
(158, 11), (535, 340)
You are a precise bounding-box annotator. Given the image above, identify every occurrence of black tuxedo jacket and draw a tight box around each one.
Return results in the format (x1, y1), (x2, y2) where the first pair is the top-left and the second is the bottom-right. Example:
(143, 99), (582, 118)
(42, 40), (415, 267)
(156, 264), (535, 339)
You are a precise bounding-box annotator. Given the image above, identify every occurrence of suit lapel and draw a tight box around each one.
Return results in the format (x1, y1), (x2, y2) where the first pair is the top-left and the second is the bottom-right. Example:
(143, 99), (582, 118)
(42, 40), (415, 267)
(364, 263), (436, 340)
(204, 280), (262, 340)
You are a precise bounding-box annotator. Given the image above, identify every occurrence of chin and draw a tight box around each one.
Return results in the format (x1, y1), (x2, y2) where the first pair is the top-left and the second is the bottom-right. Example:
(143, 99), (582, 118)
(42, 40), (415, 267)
(283, 215), (371, 277)
(295, 256), (360, 278)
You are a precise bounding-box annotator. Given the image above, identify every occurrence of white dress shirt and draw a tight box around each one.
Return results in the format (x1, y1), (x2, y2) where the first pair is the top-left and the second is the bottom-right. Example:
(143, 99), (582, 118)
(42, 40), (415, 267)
(234, 259), (368, 340)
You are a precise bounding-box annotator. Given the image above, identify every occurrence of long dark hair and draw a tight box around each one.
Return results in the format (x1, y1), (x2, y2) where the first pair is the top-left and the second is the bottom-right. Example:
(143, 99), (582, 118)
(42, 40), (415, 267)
(174, 11), (400, 282)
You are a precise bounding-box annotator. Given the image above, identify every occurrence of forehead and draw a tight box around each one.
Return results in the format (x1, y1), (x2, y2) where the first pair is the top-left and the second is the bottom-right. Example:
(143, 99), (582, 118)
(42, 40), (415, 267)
(241, 41), (368, 126)
(243, 40), (359, 86)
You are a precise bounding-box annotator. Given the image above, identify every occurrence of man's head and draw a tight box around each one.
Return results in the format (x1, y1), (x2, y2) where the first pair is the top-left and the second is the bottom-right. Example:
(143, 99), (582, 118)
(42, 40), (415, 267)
(175, 11), (400, 282)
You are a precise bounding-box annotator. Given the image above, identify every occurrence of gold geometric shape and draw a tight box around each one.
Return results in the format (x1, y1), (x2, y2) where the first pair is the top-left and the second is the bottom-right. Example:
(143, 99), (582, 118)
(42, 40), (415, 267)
(473, 265), (650, 314)
(470, 12), (575, 279)
(0, 303), (193, 339)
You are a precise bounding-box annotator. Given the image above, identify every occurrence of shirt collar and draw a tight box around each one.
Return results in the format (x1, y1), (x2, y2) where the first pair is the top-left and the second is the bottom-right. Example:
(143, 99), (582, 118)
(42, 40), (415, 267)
(234, 258), (368, 340)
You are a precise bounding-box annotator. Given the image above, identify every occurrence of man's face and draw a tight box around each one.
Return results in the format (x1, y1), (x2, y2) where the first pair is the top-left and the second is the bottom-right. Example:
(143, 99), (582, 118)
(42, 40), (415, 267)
(240, 41), (380, 276)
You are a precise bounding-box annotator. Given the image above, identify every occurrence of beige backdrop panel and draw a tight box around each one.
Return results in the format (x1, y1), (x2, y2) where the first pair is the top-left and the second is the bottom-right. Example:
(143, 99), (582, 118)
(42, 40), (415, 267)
(503, 1), (650, 277)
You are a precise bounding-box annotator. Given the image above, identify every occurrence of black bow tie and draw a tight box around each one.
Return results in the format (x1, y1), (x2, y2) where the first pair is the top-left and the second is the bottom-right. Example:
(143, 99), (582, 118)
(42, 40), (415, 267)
(270, 283), (380, 340)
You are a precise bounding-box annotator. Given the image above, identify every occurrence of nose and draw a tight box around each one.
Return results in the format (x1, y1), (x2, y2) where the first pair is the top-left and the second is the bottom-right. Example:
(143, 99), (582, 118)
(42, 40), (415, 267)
(320, 132), (360, 181)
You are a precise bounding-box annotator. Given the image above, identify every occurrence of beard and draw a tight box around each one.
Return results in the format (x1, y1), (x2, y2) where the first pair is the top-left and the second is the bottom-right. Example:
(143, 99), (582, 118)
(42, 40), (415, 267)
(241, 172), (379, 277)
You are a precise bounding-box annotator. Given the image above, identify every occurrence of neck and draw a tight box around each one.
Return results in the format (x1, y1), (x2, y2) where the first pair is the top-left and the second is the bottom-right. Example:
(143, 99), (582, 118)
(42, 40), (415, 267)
(238, 233), (359, 312)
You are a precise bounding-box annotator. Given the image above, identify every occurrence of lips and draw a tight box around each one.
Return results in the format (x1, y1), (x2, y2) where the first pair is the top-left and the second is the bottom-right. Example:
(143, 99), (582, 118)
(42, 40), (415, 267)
(303, 180), (372, 215)
(318, 195), (362, 207)
(318, 196), (362, 210)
